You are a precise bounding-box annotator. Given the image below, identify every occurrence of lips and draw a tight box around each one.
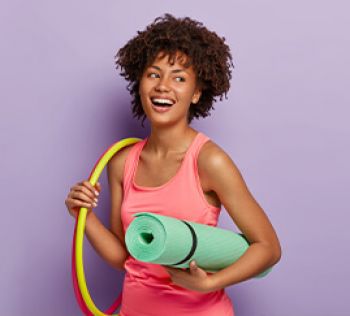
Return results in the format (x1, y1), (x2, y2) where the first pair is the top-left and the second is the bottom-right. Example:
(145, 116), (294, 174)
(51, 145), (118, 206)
(152, 104), (172, 113)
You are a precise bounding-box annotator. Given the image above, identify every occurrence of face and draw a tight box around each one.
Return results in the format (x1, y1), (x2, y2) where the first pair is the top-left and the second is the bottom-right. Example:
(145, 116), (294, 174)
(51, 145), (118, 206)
(139, 51), (201, 127)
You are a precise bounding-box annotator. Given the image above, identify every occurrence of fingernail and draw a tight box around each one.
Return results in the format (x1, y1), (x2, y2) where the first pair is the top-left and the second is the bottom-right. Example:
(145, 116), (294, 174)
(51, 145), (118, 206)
(94, 197), (98, 203)
(93, 202), (97, 207)
(95, 190), (99, 196)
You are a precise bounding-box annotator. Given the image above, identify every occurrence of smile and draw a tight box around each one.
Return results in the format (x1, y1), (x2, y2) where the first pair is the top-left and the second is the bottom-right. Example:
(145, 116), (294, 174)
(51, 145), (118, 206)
(151, 97), (175, 107)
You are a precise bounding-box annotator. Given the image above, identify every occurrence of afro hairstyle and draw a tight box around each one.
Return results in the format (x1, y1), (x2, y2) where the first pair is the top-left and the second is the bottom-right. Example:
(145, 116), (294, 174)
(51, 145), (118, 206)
(115, 13), (234, 126)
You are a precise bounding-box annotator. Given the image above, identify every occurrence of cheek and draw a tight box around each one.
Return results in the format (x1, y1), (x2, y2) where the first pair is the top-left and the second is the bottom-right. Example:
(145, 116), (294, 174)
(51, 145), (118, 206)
(176, 86), (196, 102)
(139, 78), (153, 94)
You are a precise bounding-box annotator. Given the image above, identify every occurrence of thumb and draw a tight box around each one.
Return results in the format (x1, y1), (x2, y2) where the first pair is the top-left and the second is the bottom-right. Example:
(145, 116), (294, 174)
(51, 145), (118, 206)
(189, 261), (207, 278)
(190, 260), (198, 272)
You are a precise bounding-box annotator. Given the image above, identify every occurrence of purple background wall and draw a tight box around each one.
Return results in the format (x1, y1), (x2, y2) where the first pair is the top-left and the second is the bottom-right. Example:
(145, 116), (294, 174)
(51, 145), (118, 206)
(1, 1), (349, 315)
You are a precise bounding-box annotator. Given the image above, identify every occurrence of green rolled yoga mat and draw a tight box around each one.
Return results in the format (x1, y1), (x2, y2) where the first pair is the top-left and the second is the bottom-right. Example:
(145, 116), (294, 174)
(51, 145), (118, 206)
(125, 212), (271, 278)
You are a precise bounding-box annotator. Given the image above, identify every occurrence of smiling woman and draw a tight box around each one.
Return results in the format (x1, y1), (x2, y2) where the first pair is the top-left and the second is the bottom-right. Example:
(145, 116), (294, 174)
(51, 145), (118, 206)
(65, 13), (281, 316)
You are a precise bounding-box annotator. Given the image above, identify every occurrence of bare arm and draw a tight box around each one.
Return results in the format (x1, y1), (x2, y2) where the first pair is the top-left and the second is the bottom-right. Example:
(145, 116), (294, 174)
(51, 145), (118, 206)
(84, 211), (127, 271)
(198, 141), (282, 290)
(66, 147), (132, 271)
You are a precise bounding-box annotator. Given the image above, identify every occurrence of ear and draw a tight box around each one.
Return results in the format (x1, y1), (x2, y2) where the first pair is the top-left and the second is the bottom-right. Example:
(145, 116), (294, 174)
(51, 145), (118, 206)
(192, 88), (202, 104)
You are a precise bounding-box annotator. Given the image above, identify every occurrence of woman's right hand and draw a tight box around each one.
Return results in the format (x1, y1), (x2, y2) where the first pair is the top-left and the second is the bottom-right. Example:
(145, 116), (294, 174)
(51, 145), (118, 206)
(65, 180), (101, 218)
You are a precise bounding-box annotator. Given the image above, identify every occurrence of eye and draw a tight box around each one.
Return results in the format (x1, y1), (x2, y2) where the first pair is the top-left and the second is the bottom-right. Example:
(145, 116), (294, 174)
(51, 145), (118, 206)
(148, 72), (159, 78)
(175, 76), (185, 82)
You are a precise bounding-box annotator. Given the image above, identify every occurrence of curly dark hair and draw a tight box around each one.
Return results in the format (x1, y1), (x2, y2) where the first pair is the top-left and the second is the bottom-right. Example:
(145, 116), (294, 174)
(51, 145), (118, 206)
(115, 13), (234, 126)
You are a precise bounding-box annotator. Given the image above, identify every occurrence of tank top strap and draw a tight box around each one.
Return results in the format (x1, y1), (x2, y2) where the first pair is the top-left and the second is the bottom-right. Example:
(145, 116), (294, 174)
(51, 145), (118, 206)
(183, 132), (214, 210)
(188, 132), (210, 161)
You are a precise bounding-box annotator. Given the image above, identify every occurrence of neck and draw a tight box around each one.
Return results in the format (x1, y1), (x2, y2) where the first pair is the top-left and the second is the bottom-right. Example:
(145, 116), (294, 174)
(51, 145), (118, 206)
(146, 125), (198, 157)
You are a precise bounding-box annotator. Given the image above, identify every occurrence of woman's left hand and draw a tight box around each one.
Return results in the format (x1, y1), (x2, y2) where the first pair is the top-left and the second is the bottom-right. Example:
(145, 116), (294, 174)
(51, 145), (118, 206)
(165, 261), (216, 293)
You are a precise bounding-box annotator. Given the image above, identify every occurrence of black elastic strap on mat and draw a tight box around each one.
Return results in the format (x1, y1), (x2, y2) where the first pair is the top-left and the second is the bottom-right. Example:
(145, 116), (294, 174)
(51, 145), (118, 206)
(239, 233), (251, 245)
(171, 221), (198, 266)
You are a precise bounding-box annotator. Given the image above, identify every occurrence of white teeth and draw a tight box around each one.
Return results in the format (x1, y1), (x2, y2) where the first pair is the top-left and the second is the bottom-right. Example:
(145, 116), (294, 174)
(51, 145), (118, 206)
(151, 98), (174, 105)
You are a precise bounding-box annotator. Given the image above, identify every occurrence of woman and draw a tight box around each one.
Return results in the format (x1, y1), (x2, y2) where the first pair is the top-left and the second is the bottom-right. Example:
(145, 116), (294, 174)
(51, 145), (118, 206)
(65, 14), (281, 316)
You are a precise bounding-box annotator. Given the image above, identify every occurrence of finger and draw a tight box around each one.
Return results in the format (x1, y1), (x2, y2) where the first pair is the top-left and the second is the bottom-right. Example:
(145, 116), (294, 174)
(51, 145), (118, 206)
(165, 266), (177, 273)
(70, 191), (98, 206)
(165, 268), (175, 276)
(66, 197), (94, 209)
(70, 183), (93, 197)
(75, 183), (98, 201)
(82, 180), (100, 196)
(166, 268), (185, 277)
(95, 182), (101, 192)
(67, 195), (94, 208)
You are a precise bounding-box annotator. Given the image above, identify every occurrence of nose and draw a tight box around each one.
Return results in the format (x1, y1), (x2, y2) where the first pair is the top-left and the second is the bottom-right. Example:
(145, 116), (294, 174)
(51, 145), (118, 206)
(155, 76), (170, 92)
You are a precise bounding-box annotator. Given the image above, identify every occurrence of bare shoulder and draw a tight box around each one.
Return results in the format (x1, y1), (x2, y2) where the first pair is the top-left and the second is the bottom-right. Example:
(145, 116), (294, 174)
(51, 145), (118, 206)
(197, 139), (242, 191)
(198, 139), (237, 175)
(107, 143), (138, 184)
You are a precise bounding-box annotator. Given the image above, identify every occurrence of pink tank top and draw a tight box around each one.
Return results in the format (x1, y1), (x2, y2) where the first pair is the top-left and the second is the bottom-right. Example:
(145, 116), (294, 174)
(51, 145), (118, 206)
(119, 132), (234, 316)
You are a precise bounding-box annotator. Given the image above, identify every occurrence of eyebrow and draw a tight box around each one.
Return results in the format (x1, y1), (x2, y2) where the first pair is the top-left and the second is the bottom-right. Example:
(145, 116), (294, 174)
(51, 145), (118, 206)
(150, 65), (188, 73)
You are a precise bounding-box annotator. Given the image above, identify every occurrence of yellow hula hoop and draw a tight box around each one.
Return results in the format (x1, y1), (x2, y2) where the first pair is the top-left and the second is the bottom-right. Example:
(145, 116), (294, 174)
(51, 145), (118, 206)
(74, 138), (142, 316)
